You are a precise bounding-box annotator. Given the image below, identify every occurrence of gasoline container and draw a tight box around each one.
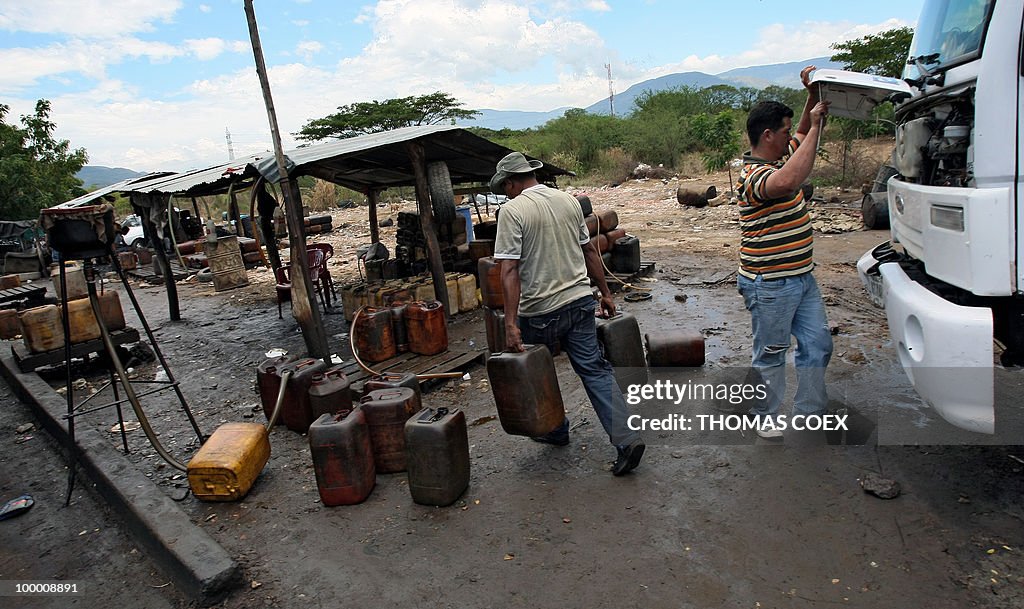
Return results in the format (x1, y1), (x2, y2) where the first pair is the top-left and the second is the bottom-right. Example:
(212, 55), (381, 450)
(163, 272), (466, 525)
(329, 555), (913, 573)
(484, 306), (507, 353)
(256, 354), (297, 424)
(187, 422), (270, 502)
(596, 209), (619, 232)
(309, 367), (353, 419)
(362, 372), (422, 411)
(117, 251), (138, 271)
(62, 297), (100, 344)
(353, 306), (397, 363)
(341, 283), (362, 322)
(308, 409), (375, 506)
(404, 407), (469, 506)
(645, 331), (705, 367)
(457, 274), (477, 313)
(390, 303), (409, 353)
(278, 358), (328, 433)
(361, 387), (418, 473)
(486, 344), (565, 437)
(0, 274), (21, 289)
(406, 300), (448, 355)
(596, 312), (648, 392)
(51, 264), (87, 302)
(478, 257), (503, 309)
(414, 282), (435, 302)
(95, 290), (127, 332)
(19, 305), (64, 353)
(0, 309), (20, 340)
(610, 235), (641, 275)
(444, 274), (459, 310)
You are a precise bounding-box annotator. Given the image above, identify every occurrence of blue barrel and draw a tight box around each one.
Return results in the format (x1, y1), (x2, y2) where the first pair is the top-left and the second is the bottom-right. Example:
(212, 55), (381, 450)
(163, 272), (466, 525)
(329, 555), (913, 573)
(456, 205), (473, 242)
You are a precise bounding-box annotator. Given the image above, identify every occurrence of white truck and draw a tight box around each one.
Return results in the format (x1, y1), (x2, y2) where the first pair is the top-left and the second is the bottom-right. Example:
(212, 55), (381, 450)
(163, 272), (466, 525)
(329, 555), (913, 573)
(823, 0), (1016, 434)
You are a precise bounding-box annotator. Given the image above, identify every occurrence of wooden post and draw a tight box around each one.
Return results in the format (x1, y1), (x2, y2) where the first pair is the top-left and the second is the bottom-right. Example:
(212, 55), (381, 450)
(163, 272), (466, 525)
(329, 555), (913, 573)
(367, 189), (380, 244)
(405, 141), (450, 319)
(244, 0), (329, 361)
(228, 187), (242, 236)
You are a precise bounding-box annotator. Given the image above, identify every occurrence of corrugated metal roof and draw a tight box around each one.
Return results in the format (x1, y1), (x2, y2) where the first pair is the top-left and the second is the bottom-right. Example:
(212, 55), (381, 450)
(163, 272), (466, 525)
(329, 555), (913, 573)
(128, 158), (262, 196)
(55, 172), (176, 208)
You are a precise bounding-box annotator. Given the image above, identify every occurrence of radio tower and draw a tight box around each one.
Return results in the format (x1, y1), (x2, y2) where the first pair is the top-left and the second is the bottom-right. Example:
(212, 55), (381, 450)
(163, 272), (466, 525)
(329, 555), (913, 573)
(225, 127), (235, 160)
(606, 62), (615, 116)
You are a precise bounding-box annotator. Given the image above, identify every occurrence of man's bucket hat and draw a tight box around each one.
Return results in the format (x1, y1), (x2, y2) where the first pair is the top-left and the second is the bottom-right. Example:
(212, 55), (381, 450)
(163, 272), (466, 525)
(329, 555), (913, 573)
(489, 152), (543, 194)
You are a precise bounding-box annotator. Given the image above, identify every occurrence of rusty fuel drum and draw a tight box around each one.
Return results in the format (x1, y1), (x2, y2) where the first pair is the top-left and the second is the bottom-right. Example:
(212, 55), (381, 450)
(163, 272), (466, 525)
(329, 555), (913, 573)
(486, 344), (565, 437)
(353, 306), (397, 363)
(360, 387), (419, 473)
(645, 331), (706, 367)
(405, 300), (448, 355)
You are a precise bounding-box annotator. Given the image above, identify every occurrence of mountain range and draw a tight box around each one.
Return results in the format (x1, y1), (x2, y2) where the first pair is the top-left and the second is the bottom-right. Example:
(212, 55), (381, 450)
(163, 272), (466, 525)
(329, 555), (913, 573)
(461, 56), (841, 130)
(78, 57), (843, 185)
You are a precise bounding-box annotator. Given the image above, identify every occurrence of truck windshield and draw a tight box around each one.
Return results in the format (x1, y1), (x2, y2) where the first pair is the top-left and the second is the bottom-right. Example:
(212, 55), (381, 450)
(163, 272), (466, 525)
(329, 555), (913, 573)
(905, 0), (993, 77)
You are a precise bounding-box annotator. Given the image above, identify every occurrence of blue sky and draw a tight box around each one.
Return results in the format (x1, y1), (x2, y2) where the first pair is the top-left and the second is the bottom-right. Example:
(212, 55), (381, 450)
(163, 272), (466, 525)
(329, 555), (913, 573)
(0, 0), (921, 172)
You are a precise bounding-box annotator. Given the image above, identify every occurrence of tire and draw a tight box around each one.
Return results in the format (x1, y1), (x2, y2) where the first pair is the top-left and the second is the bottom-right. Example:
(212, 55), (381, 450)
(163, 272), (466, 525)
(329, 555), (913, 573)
(862, 194), (890, 230)
(131, 238), (147, 249)
(427, 161), (456, 224)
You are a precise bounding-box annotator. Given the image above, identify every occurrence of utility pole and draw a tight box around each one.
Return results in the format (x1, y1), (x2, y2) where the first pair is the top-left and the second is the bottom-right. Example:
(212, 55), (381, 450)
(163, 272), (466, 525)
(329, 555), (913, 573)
(606, 62), (615, 117)
(225, 127), (235, 160)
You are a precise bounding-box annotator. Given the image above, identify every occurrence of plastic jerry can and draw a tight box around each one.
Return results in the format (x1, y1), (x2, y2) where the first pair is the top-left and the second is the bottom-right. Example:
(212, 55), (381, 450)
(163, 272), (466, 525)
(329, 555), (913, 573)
(353, 306), (397, 363)
(309, 366), (353, 420)
(645, 331), (705, 367)
(477, 257), (503, 309)
(596, 312), (648, 392)
(187, 422), (270, 502)
(19, 305), (64, 353)
(256, 354), (297, 425)
(483, 306), (507, 353)
(360, 387), (418, 473)
(0, 309), (19, 340)
(62, 297), (100, 344)
(456, 274), (478, 313)
(279, 358), (328, 433)
(610, 235), (641, 275)
(95, 290), (126, 332)
(486, 344), (565, 437)
(404, 407), (469, 506)
(414, 282), (435, 302)
(363, 372), (422, 411)
(0, 274), (21, 289)
(308, 410), (375, 506)
(405, 300), (448, 355)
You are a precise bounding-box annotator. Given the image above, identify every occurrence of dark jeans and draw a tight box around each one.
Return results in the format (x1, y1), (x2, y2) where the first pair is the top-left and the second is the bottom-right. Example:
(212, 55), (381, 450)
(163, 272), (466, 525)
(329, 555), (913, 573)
(519, 296), (641, 447)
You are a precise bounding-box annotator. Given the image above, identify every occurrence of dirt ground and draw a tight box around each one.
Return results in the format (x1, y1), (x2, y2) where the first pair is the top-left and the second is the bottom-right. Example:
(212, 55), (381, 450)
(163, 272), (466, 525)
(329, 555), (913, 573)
(3, 167), (1024, 609)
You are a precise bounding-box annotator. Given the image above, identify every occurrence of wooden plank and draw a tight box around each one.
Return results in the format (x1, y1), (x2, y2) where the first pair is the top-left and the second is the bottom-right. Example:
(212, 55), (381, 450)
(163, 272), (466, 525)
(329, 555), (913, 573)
(12, 327), (141, 373)
(346, 348), (485, 393)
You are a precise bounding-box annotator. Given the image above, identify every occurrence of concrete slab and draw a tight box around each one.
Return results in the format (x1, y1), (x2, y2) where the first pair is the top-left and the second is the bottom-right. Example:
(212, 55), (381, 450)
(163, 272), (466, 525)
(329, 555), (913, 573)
(0, 353), (240, 604)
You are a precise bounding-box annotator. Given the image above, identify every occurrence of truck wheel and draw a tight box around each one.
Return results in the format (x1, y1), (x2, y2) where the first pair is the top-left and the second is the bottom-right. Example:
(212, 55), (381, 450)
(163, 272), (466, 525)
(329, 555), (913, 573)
(862, 194), (890, 230)
(427, 161), (456, 224)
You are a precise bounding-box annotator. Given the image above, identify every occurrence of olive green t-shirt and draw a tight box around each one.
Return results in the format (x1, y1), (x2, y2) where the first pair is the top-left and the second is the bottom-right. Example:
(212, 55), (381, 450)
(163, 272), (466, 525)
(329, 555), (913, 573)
(493, 185), (592, 316)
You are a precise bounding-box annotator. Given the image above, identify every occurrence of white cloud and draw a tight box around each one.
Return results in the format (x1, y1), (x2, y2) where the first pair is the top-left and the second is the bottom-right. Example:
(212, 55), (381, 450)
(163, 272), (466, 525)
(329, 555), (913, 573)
(199, 4), (212, 13)
(296, 40), (323, 61)
(0, 0), (182, 38)
(292, 19), (310, 26)
(185, 38), (228, 61)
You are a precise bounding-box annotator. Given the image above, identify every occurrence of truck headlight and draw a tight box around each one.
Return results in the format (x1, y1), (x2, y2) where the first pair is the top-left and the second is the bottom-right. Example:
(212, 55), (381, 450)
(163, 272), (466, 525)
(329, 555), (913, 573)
(930, 205), (964, 231)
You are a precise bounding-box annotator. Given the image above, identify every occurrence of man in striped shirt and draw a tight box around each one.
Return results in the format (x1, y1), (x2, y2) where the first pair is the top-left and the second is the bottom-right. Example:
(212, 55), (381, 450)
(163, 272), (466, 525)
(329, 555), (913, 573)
(735, 66), (832, 439)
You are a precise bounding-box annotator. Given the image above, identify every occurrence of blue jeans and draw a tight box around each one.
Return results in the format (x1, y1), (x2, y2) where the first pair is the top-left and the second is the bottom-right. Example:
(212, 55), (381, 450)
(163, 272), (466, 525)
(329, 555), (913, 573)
(518, 296), (641, 447)
(737, 272), (833, 417)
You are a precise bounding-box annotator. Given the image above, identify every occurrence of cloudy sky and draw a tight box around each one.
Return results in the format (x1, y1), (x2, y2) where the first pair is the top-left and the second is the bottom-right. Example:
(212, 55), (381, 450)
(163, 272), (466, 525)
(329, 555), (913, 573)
(0, 0), (920, 172)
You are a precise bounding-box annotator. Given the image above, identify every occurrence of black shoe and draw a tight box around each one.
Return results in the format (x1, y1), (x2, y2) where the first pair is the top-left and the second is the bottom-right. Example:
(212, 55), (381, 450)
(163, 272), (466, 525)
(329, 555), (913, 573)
(531, 418), (570, 446)
(531, 435), (570, 446)
(612, 440), (645, 476)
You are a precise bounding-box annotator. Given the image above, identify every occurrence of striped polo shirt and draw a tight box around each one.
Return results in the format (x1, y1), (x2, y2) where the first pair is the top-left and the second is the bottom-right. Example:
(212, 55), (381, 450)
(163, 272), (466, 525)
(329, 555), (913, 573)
(735, 137), (814, 280)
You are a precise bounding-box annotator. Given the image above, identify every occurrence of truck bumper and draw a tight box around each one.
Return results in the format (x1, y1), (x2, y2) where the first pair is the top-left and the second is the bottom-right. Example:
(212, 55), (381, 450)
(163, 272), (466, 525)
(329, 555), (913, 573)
(858, 246), (995, 434)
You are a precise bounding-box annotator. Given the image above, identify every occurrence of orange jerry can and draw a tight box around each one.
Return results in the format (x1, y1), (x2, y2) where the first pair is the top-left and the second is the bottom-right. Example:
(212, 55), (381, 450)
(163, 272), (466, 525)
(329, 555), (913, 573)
(19, 305), (64, 353)
(478, 257), (503, 309)
(405, 300), (448, 355)
(353, 306), (397, 363)
(308, 409), (375, 506)
(187, 422), (270, 502)
(0, 309), (20, 340)
(360, 387), (418, 473)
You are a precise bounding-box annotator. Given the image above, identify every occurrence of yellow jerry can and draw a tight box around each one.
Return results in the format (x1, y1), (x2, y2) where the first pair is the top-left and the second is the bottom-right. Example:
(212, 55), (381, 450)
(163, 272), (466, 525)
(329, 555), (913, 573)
(187, 422), (270, 502)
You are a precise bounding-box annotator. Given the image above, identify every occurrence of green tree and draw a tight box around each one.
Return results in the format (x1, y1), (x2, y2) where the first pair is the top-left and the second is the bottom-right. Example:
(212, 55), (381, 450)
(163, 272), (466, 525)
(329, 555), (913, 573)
(297, 91), (480, 140)
(830, 27), (915, 78)
(0, 100), (88, 219)
(690, 111), (742, 190)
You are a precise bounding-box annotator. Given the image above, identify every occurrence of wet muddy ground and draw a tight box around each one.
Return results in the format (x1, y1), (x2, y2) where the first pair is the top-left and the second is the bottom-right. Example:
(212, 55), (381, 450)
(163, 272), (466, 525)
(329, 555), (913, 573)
(2, 176), (1023, 608)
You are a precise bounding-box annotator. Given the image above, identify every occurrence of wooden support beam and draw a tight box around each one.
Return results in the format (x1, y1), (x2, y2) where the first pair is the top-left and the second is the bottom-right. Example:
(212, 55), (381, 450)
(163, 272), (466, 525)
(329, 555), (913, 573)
(244, 0), (329, 362)
(367, 190), (380, 244)
(405, 141), (450, 320)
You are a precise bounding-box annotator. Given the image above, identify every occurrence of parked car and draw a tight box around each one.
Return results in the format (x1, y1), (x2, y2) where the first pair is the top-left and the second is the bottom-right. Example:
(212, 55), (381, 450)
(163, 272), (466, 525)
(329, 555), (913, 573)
(120, 214), (147, 248)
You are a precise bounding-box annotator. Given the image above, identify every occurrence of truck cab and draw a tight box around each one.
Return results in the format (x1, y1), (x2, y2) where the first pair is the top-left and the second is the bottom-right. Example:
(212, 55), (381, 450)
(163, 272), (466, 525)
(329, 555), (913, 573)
(846, 0), (1019, 434)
